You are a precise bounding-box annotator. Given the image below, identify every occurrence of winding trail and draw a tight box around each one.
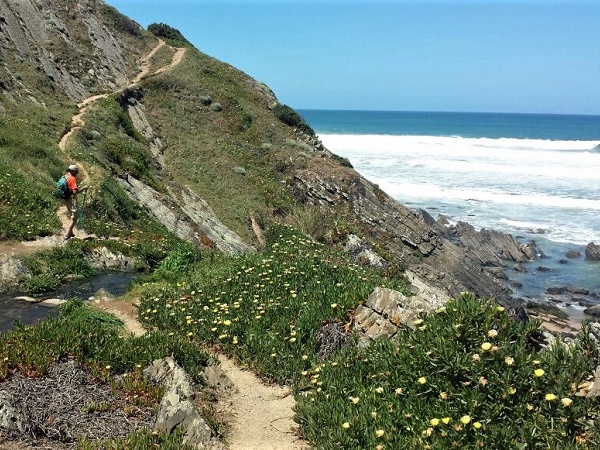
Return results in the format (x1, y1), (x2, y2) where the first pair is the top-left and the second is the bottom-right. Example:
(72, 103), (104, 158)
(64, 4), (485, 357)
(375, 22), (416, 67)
(56, 39), (309, 450)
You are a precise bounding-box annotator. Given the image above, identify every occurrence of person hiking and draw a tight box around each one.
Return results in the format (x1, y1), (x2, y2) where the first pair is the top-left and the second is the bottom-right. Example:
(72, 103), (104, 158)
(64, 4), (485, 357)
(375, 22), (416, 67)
(61, 164), (89, 240)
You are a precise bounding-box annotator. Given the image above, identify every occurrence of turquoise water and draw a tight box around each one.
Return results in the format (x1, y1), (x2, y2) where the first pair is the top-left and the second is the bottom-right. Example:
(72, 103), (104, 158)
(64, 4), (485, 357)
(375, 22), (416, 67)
(299, 110), (600, 304)
(299, 110), (600, 140)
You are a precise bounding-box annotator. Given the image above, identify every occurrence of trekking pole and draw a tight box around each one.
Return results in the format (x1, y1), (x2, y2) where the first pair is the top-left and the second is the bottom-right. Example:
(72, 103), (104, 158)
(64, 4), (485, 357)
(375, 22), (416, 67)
(78, 189), (88, 227)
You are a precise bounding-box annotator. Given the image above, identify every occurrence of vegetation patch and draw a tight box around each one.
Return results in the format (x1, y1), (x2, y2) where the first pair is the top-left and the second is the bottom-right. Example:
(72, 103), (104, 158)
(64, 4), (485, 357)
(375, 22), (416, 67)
(294, 294), (600, 449)
(138, 224), (409, 385)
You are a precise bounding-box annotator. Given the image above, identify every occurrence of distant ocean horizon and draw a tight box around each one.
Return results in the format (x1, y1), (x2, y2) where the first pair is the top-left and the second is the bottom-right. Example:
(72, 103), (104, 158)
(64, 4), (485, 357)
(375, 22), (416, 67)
(298, 109), (600, 308)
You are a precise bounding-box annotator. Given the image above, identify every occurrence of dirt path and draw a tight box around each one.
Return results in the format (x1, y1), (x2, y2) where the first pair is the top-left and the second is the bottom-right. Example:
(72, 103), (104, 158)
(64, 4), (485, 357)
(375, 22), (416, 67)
(59, 39), (184, 152)
(50, 38), (310, 450)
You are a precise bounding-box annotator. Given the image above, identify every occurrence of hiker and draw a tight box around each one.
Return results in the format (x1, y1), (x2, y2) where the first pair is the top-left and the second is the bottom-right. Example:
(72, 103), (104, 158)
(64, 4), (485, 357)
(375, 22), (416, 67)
(61, 164), (89, 240)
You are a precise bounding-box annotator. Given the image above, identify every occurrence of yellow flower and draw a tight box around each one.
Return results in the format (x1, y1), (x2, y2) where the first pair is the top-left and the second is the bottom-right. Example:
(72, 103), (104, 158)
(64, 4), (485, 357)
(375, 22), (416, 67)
(375, 429), (385, 438)
(508, 387), (517, 395)
(349, 396), (360, 404)
(472, 353), (481, 361)
(223, 319), (232, 326)
(561, 397), (573, 407)
(496, 306), (505, 312)
(505, 356), (515, 365)
(413, 319), (424, 326)
(460, 415), (471, 425)
(439, 391), (448, 400)
(418, 377), (427, 385)
(375, 387), (384, 393)
(545, 393), (557, 401)
(302, 355), (308, 360)
(473, 422), (482, 429)
(442, 417), (450, 424)
(430, 418), (440, 426)
(534, 368), (545, 377)
(371, 411), (377, 418)
(342, 422), (350, 429)
(395, 388), (403, 395)
(330, 303), (338, 309)
(487, 329), (498, 338)
(481, 342), (492, 351)
(422, 427), (434, 437)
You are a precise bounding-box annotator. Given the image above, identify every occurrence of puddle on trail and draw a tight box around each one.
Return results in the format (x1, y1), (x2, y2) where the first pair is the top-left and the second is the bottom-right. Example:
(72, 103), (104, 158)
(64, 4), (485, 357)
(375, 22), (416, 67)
(0, 272), (136, 333)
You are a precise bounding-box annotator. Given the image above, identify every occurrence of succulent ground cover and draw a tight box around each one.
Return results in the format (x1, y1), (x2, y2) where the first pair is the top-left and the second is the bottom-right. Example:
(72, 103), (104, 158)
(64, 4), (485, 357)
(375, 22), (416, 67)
(138, 224), (600, 449)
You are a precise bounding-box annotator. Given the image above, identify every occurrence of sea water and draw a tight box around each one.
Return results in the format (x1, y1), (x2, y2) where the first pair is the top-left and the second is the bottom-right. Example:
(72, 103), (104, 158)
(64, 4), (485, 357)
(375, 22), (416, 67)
(299, 110), (600, 303)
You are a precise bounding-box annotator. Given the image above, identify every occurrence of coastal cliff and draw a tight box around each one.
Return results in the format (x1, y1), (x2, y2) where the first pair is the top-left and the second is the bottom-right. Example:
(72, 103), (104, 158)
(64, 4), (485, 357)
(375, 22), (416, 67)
(0, 0), (535, 307)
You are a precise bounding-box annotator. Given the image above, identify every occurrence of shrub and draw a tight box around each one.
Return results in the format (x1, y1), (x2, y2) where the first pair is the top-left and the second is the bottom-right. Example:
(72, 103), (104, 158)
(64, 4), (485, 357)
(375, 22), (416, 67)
(147, 23), (191, 47)
(273, 104), (315, 135)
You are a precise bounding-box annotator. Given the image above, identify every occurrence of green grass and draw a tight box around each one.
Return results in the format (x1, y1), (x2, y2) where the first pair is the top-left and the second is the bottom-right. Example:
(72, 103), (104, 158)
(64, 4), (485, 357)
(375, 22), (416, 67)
(0, 299), (209, 382)
(133, 224), (600, 449)
(138, 224), (410, 386)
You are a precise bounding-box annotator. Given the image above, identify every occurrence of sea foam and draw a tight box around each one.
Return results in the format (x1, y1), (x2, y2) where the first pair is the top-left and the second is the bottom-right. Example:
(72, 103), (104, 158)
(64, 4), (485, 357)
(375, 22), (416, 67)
(319, 134), (600, 246)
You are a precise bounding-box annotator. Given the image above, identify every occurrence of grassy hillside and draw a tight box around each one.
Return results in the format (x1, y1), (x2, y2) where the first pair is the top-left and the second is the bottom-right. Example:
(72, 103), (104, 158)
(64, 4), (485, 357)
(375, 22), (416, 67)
(2, 3), (600, 449)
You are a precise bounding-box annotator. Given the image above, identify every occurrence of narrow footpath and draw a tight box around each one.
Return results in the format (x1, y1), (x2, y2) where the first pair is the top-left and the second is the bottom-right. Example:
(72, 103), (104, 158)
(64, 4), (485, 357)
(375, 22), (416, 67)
(55, 38), (309, 450)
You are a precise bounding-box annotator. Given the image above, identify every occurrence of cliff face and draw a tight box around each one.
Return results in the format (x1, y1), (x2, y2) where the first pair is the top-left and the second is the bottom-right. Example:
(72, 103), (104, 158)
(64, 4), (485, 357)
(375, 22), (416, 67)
(0, 0), (529, 307)
(0, 0), (149, 106)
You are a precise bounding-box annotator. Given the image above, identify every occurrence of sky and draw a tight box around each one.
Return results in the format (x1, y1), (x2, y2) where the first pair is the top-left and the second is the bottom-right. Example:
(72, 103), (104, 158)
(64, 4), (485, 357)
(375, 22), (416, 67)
(104, 0), (600, 115)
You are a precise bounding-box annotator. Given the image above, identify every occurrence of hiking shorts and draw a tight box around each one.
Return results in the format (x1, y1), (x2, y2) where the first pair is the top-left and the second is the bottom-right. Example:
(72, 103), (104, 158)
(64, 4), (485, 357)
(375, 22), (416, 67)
(65, 197), (78, 219)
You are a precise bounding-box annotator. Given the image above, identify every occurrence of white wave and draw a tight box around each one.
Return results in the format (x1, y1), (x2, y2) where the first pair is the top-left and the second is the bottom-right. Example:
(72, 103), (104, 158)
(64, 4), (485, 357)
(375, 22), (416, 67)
(319, 133), (600, 246)
(498, 219), (550, 232)
(377, 181), (600, 211)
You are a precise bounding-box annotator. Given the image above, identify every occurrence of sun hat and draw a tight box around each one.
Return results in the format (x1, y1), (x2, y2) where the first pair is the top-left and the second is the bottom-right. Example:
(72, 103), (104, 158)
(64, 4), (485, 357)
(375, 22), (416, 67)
(68, 164), (79, 173)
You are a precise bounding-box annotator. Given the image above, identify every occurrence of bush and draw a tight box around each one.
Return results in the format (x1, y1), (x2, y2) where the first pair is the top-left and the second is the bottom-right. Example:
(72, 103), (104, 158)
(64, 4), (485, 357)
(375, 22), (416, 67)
(273, 104), (315, 135)
(147, 23), (191, 47)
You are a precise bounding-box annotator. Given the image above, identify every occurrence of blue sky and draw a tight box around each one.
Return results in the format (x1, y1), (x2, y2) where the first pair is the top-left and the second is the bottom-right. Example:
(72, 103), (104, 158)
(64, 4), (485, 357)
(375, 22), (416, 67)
(105, 1), (600, 115)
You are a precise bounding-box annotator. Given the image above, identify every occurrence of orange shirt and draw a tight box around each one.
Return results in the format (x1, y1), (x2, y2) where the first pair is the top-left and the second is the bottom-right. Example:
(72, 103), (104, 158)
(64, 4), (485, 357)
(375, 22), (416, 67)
(66, 173), (77, 194)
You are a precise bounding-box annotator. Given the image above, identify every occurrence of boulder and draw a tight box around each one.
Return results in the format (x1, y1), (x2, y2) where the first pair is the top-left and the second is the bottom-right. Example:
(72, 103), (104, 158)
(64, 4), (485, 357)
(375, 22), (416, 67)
(585, 242), (600, 261)
(353, 278), (449, 345)
(566, 250), (582, 259)
(0, 390), (25, 432)
(584, 305), (600, 318)
(344, 234), (386, 268)
(144, 357), (216, 449)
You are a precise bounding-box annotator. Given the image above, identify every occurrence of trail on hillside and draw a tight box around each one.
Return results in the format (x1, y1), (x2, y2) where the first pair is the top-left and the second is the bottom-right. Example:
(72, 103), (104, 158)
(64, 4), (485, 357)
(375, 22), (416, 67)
(4, 37), (309, 450)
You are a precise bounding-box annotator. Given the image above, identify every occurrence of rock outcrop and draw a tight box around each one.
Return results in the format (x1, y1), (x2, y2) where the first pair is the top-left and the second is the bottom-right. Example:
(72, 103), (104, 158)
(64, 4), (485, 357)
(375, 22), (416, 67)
(0, 0), (143, 104)
(353, 280), (449, 345)
(585, 242), (600, 261)
(144, 357), (223, 449)
(290, 165), (522, 308)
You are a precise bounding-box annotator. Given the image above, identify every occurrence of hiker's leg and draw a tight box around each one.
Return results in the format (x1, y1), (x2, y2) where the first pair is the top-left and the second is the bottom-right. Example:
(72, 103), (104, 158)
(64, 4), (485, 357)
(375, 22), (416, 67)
(65, 198), (77, 238)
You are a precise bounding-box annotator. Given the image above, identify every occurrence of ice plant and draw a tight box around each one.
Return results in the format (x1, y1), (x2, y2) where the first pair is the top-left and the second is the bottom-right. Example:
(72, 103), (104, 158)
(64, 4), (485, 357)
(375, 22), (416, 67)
(460, 415), (471, 425)
(418, 377), (427, 385)
(534, 369), (545, 377)
(481, 342), (492, 351)
(545, 393), (557, 401)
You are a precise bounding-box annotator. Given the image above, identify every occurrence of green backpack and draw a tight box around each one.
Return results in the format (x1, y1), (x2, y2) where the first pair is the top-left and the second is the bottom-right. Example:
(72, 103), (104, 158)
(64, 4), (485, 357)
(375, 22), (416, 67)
(56, 175), (71, 199)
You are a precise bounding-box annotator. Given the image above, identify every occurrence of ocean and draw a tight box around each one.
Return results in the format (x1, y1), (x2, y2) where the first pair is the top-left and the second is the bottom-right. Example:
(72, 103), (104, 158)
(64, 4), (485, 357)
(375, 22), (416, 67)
(299, 110), (600, 308)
